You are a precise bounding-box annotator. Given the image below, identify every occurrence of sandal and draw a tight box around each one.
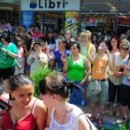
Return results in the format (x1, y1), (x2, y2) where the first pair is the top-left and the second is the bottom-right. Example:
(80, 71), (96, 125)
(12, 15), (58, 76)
(98, 118), (103, 127)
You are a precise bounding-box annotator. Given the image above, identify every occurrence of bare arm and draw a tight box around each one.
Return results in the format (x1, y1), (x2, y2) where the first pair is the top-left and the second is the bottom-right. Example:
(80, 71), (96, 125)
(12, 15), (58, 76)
(80, 58), (91, 85)
(7, 50), (18, 58)
(87, 45), (96, 63)
(63, 56), (69, 72)
(34, 99), (48, 130)
(79, 114), (91, 130)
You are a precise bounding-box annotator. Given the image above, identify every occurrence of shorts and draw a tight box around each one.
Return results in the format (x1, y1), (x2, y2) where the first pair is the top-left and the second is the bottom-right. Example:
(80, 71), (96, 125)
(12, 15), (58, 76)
(108, 79), (122, 103)
(120, 84), (130, 109)
(0, 67), (15, 80)
(87, 79), (109, 104)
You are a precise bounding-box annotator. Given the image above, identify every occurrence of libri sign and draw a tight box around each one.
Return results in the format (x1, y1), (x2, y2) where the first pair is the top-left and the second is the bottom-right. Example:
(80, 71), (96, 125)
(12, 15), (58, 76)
(21, 0), (80, 11)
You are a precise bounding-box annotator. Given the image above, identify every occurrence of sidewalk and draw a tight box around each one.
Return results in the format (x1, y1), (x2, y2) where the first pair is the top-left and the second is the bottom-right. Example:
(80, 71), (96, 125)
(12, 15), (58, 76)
(80, 105), (124, 130)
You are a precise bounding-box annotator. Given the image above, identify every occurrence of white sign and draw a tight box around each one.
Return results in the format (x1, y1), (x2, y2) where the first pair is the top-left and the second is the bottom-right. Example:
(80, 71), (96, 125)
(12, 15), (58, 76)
(21, 0), (80, 11)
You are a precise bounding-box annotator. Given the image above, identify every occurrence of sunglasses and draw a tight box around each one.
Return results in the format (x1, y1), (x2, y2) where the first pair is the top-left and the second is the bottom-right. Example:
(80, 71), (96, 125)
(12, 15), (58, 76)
(121, 47), (129, 51)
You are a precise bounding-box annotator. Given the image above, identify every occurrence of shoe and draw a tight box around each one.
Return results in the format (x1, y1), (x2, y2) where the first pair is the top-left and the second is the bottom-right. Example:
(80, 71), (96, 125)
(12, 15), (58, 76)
(98, 118), (103, 127)
(89, 115), (95, 122)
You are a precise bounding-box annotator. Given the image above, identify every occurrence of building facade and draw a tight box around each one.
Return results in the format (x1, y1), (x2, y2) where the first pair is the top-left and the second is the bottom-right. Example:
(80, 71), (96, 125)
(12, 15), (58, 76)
(0, 0), (130, 35)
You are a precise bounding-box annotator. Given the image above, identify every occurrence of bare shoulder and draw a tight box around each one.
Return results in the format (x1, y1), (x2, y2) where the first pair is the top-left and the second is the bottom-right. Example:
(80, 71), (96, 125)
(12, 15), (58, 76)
(33, 98), (47, 116)
(34, 98), (47, 110)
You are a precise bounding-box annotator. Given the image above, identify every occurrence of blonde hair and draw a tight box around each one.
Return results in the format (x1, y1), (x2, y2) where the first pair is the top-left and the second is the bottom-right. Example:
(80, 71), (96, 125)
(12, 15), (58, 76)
(80, 30), (92, 41)
(120, 39), (130, 48)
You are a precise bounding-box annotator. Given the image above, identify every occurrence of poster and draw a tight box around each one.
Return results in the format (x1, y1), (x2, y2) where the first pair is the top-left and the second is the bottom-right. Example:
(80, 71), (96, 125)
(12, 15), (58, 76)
(21, 11), (34, 30)
(65, 12), (80, 37)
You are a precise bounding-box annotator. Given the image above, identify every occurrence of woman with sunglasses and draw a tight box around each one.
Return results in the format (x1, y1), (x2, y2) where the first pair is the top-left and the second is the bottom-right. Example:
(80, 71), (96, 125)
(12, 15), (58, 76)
(118, 39), (130, 120)
(109, 39), (129, 119)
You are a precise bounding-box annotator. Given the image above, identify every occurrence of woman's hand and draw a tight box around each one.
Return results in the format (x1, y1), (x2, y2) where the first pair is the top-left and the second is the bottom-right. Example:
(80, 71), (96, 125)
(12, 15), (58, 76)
(79, 79), (86, 86)
(113, 71), (123, 77)
(61, 55), (68, 64)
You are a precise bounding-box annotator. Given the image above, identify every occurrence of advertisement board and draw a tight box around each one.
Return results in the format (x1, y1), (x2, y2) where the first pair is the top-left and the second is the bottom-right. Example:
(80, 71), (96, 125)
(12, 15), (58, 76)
(21, 11), (35, 30)
(65, 12), (80, 37)
(21, 0), (80, 11)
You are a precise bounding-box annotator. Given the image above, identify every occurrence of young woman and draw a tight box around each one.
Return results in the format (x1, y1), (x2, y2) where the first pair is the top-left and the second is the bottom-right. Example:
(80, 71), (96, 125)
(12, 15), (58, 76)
(121, 49), (130, 120)
(117, 39), (130, 120)
(107, 37), (121, 117)
(63, 42), (91, 106)
(14, 38), (25, 75)
(53, 37), (70, 72)
(0, 73), (47, 130)
(28, 42), (48, 75)
(0, 31), (18, 91)
(88, 42), (112, 126)
(80, 30), (96, 63)
(39, 73), (96, 130)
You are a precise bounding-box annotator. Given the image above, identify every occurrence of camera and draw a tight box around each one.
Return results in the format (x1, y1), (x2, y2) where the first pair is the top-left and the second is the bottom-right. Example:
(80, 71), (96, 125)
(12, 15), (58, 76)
(119, 67), (124, 72)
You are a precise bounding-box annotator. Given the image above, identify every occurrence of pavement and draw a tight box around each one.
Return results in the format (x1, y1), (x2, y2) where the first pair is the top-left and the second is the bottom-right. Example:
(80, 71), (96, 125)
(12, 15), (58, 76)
(80, 105), (124, 130)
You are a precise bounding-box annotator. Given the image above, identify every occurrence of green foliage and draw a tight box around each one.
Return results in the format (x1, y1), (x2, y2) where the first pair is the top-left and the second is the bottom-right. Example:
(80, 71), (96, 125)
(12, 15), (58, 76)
(119, 120), (130, 130)
(31, 67), (53, 97)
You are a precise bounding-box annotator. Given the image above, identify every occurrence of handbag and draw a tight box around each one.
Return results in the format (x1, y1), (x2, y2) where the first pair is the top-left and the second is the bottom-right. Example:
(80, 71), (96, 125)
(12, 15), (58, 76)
(87, 80), (101, 95)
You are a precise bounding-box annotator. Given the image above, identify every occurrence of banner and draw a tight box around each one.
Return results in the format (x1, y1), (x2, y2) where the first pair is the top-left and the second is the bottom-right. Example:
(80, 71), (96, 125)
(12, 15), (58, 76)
(21, 0), (80, 11)
(65, 12), (80, 37)
(21, 11), (34, 30)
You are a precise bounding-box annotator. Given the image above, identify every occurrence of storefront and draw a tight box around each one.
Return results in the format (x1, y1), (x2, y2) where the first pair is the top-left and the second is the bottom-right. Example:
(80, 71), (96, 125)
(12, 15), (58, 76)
(81, 0), (130, 35)
(1, 0), (130, 36)
(21, 0), (80, 35)
(0, 1), (20, 26)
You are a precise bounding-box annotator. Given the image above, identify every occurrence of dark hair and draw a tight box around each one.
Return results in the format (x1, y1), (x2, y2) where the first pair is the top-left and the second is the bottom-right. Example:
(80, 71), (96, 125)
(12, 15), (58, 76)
(35, 25), (40, 30)
(70, 41), (81, 52)
(40, 36), (47, 42)
(22, 25), (27, 30)
(39, 74), (69, 98)
(39, 73), (82, 99)
(1, 31), (11, 43)
(9, 73), (34, 91)
(108, 36), (120, 52)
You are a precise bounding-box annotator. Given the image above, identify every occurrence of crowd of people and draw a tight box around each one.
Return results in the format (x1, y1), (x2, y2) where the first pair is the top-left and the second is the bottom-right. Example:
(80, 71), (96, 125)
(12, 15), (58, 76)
(0, 23), (130, 129)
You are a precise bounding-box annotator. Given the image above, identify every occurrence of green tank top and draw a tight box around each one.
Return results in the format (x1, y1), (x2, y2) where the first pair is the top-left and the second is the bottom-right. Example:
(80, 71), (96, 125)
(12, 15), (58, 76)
(67, 55), (86, 81)
(0, 43), (18, 69)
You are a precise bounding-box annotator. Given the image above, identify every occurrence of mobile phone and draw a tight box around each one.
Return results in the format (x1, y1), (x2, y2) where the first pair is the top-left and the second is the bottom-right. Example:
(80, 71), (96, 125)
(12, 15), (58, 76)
(0, 99), (12, 116)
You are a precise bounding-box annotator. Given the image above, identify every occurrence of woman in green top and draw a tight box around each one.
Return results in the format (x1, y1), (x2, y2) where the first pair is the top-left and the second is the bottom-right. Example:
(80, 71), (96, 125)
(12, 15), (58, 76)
(0, 31), (18, 91)
(63, 42), (91, 106)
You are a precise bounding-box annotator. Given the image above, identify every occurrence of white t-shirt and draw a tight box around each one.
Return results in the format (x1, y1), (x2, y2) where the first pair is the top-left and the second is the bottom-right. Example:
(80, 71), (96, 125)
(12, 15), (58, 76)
(28, 51), (48, 74)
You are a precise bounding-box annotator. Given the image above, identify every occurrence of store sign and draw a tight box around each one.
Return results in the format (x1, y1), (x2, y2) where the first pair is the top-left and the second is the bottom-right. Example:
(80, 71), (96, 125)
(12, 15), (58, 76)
(21, 0), (80, 11)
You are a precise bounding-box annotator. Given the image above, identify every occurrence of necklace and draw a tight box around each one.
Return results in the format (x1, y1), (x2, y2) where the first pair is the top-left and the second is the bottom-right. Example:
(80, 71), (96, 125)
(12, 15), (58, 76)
(55, 104), (68, 130)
